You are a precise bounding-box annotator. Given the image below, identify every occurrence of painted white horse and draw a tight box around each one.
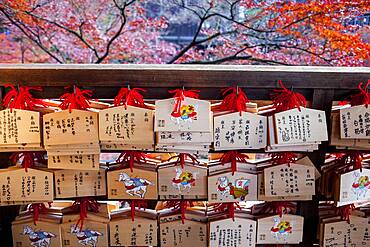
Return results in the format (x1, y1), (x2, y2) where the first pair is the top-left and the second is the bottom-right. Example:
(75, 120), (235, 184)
(172, 168), (197, 191)
(270, 217), (292, 241)
(23, 225), (55, 247)
(70, 224), (103, 247)
(118, 172), (154, 198)
(352, 171), (370, 199)
(216, 176), (231, 196)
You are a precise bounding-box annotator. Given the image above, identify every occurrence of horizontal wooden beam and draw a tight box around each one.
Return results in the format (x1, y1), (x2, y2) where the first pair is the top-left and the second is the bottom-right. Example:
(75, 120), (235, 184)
(0, 64), (369, 89)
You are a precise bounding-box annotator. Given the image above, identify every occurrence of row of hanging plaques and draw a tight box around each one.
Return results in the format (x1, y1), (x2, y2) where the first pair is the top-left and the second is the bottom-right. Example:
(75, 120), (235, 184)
(0, 155), (320, 205)
(5, 154), (370, 208)
(5, 84), (370, 159)
(21, 104), (329, 151)
(11, 201), (305, 247)
(0, 91), (331, 155)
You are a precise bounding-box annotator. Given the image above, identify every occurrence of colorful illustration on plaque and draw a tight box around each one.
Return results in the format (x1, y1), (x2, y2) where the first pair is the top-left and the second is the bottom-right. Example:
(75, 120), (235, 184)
(172, 168), (197, 191)
(71, 224), (103, 247)
(171, 103), (197, 125)
(271, 218), (292, 241)
(23, 225), (56, 247)
(216, 176), (250, 201)
(351, 172), (370, 199)
(118, 172), (154, 198)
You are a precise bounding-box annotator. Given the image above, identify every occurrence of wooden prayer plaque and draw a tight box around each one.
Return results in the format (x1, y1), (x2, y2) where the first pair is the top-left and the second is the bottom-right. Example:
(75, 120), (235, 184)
(48, 154), (100, 170)
(208, 171), (258, 203)
(258, 173), (312, 201)
(273, 107), (328, 144)
(160, 218), (207, 247)
(213, 112), (267, 150)
(43, 109), (99, 146)
(99, 105), (154, 144)
(0, 168), (53, 203)
(157, 164), (208, 199)
(54, 169), (106, 198)
(321, 216), (368, 246)
(109, 216), (157, 246)
(0, 109), (40, 145)
(340, 105), (370, 139)
(336, 168), (370, 206)
(264, 164), (315, 197)
(61, 220), (108, 247)
(256, 214), (304, 244)
(12, 219), (62, 247)
(155, 97), (211, 132)
(107, 167), (157, 200)
(209, 217), (257, 247)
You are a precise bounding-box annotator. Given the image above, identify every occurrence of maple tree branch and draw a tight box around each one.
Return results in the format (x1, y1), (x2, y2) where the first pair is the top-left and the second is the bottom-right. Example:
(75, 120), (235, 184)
(186, 55), (291, 65)
(36, 24), (70, 63)
(167, 1), (280, 64)
(229, 0), (241, 20)
(23, 10), (100, 61)
(95, 0), (135, 63)
(0, 8), (63, 63)
(167, 19), (204, 63)
(278, 44), (333, 65)
(184, 43), (291, 65)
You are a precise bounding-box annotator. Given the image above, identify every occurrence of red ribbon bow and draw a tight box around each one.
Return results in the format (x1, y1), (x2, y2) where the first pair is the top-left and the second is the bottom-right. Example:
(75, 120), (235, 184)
(213, 202), (241, 221)
(28, 202), (51, 225)
(165, 200), (194, 224)
(270, 152), (297, 166)
(271, 80), (306, 113)
(116, 151), (147, 172)
(347, 80), (370, 107)
(261, 202), (296, 218)
(3, 84), (45, 111)
(3, 85), (46, 173)
(219, 151), (249, 175)
(72, 198), (100, 230)
(218, 87), (249, 115)
(168, 89), (200, 118)
(337, 204), (355, 222)
(125, 200), (148, 221)
(10, 152), (46, 172)
(59, 86), (92, 112)
(168, 153), (199, 169)
(113, 87), (146, 109)
(337, 151), (363, 172)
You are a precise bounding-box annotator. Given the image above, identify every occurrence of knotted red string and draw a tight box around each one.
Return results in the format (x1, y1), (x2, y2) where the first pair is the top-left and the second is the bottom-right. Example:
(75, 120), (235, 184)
(168, 89), (200, 118)
(72, 198), (100, 230)
(28, 202), (51, 225)
(271, 80), (306, 113)
(126, 200), (147, 221)
(270, 152), (297, 166)
(2, 84), (45, 112)
(337, 204), (355, 222)
(3, 85), (46, 172)
(337, 151), (363, 173)
(167, 153), (199, 169)
(113, 87), (146, 109)
(260, 202), (296, 218)
(213, 202), (241, 221)
(116, 151), (147, 172)
(217, 87), (249, 115)
(219, 151), (249, 175)
(347, 80), (370, 107)
(165, 200), (194, 224)
(59, 86), (92, 112)
(10, 152), (45, 172)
